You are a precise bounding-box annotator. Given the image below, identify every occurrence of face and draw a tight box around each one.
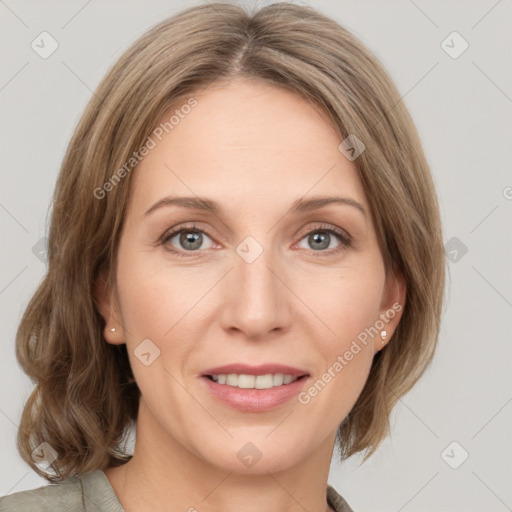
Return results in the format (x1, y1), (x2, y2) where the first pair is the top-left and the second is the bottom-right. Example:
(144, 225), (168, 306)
(99, 78), (405, 474)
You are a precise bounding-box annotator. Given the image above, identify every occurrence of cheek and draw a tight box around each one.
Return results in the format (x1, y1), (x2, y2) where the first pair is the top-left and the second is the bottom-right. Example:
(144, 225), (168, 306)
(296, 260), (385, 342)
(115, 252), (199, 401)
(297, 279), (380, 424)
(295, 262), (383, 405)
(115, 248), (218, 390)
(116, 248), (204, 338)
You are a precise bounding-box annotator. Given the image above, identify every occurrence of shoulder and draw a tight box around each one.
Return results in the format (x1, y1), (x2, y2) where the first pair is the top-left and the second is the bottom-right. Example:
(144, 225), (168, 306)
(0, 475), (84, 512)
(327, 484), (356, 512)
(0, 469), (122, 512)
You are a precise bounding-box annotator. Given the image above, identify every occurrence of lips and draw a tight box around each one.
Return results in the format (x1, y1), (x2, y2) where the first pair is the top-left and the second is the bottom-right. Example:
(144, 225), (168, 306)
(201, 363), (309, 378)
(200, 370), (310, 412)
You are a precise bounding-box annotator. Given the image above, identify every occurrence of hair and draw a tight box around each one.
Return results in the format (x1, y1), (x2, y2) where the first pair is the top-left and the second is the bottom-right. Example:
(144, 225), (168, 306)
(15, 1), (445, 482)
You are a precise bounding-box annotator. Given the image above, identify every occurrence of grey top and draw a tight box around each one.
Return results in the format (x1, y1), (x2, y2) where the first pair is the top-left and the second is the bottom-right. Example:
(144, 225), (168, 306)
(0, 470), (355, 511)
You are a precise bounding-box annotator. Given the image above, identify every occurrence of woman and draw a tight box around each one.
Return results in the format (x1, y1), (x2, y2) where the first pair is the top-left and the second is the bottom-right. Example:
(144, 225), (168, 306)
(1, 2), (445, 511)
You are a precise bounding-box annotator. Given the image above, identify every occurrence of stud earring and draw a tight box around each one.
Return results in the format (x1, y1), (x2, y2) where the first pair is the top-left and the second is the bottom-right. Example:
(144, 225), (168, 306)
(110, 327), (116, 332)
(380, 330), (387, 345)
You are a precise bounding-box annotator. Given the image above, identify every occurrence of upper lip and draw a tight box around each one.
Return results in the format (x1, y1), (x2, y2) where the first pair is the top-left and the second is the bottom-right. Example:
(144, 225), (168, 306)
(201, 364), (309, 378)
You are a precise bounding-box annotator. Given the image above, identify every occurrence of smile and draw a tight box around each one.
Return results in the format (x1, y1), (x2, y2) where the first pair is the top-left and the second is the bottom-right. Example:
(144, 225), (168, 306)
(207, 373), (300, 389)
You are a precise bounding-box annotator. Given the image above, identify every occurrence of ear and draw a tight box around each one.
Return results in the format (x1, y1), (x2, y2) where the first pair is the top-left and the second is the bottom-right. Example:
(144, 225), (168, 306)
(93, 269), (125, 345)
(374, 267), (406, 354)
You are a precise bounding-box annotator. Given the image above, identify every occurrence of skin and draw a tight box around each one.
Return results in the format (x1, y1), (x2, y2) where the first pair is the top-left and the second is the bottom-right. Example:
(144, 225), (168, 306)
(97, 78), (406, 512)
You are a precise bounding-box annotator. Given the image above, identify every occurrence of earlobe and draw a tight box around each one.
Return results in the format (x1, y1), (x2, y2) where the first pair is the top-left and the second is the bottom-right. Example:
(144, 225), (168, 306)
(376, 268), (406, 352)
(93, 270), (125, 345)
(105, 323), (125, 345)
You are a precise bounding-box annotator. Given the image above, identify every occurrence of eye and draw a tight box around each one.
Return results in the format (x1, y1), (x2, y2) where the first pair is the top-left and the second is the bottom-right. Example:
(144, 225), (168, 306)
(160, 223), (215, 257)
(159, 222), (352, 258)
(295, 224), (352, 256)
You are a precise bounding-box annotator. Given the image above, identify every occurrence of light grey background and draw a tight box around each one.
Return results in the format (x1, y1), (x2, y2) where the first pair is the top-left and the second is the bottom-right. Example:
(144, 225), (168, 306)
(1, 1), (511, 510)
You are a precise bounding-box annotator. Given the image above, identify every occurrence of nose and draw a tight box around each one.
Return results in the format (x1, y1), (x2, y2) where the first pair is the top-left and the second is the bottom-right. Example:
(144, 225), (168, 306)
(219, 241), (292, 341)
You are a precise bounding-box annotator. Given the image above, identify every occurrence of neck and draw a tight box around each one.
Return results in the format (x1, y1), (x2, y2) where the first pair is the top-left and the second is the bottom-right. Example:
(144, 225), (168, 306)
(104, 399), (337, 512)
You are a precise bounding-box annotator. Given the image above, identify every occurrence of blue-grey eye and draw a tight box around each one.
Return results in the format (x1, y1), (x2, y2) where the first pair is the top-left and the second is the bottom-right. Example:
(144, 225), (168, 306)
(166, 229), (214, 251)
(298, 230), (344, 251)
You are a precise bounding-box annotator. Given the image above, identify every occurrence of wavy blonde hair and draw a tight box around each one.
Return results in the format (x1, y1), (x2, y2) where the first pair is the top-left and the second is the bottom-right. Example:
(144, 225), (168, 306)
(15, 1), (445, 482)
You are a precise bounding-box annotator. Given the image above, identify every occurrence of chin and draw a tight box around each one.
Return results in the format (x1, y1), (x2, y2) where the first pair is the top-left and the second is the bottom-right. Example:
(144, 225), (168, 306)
(197, 436), (307, 475)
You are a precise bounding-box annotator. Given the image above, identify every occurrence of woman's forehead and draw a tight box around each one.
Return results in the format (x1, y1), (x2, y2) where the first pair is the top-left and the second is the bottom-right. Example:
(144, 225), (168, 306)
(129, 80), (368, 216)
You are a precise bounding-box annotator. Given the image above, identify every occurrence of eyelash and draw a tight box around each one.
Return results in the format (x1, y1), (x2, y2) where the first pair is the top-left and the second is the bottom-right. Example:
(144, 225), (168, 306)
(159, 222), (352, 258)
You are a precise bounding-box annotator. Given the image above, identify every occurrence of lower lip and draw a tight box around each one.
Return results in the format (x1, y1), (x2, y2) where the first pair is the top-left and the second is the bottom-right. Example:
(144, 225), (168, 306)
(201, 375), (309, 412)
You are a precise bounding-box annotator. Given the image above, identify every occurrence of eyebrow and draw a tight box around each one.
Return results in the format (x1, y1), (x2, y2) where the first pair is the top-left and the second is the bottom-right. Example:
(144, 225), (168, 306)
(144, 194), (367, 218)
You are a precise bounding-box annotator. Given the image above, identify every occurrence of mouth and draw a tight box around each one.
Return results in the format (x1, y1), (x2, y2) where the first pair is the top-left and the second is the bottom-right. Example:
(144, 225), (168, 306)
(201, 363), (309, 388)
(199, 364), (310, 412)
(203, 373), (309, 389)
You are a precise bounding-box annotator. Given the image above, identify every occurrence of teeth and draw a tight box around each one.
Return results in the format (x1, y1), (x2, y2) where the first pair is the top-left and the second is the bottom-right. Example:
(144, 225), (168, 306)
(210, 373), (300, 389)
